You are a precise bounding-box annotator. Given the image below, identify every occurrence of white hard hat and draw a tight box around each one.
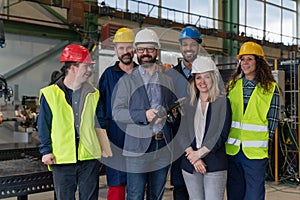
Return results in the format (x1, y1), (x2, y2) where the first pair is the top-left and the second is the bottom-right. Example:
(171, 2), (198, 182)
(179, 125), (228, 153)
(134, 28), (161, 48)
(191, 56), (217, 74)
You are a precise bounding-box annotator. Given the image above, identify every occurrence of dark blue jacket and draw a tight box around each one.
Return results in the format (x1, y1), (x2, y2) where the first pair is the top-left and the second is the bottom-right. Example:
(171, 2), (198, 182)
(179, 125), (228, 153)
(97, 61), (137, 186)
(98, 61), (138, 148)
(165, 62), (191, 186)
(181, 97), (232, 173)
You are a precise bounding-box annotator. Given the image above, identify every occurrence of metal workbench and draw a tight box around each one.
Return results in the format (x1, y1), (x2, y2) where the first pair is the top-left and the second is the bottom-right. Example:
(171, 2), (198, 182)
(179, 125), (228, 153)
(0, 143), (54, 200)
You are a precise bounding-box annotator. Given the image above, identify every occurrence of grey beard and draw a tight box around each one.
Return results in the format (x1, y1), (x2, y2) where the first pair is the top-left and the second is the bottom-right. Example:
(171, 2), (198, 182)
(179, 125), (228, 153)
(119, 56), (133, 65)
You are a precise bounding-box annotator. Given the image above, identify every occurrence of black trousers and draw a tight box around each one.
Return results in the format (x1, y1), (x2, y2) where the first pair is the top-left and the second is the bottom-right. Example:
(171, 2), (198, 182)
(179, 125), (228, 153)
(173, 185), (189, 200)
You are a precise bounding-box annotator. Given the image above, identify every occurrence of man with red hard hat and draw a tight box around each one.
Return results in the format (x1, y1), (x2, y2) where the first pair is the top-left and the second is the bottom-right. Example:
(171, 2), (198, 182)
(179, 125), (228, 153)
(38, 44), (105, 200)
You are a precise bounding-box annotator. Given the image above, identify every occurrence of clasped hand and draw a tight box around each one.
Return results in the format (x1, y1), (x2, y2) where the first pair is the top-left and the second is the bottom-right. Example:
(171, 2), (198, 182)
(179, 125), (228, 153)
(185, 147), (207, 174)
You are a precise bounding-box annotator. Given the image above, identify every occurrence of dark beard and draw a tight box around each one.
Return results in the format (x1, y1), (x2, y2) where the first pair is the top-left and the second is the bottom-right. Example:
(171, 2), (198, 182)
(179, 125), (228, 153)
(183, 51), (197, 63)
(119, 53), (133, 65)
(137, 55), (157, 66)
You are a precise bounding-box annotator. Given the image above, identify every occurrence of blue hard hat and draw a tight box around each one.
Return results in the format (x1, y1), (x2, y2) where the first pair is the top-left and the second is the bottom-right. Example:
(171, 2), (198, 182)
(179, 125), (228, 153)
(179, 26), (202, 44)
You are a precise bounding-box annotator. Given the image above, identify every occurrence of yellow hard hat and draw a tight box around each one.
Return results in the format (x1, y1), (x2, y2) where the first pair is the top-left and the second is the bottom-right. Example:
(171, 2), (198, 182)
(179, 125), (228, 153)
(237, 41), (265, 59)
(113, 27), (135, 43)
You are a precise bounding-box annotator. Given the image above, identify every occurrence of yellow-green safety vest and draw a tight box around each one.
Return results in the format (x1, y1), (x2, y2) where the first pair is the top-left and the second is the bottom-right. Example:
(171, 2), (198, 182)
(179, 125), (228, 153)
(225, 79), (276, 159)
(40, 84), (101, 164)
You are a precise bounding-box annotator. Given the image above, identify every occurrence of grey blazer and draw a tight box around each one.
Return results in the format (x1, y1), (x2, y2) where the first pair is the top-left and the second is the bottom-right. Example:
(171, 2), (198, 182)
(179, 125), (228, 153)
(112, 67), (176, 156)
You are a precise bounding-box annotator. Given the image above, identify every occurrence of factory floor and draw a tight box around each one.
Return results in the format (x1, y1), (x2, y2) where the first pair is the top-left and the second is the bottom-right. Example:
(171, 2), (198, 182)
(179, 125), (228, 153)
(2, 176), (300, 200)
(1, 124), (300, 200)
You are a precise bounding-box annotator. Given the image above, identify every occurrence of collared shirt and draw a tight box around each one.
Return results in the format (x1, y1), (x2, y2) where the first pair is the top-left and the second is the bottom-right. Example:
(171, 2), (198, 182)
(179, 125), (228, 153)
(138, 65), (163, 133)
(138, 65), (161, 107)
(242, 77), (280, 141)
(180, 61), (192, 79)
(70, 87), (81, 139)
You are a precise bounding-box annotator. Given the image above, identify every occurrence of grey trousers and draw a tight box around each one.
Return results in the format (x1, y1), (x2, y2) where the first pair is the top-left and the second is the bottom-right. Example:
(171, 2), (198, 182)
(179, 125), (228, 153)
(182, 169), (227, 200)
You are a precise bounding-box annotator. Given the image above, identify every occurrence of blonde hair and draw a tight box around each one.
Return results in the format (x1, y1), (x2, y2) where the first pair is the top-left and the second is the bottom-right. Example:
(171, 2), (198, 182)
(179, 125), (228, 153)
(189, 71), (220, 105)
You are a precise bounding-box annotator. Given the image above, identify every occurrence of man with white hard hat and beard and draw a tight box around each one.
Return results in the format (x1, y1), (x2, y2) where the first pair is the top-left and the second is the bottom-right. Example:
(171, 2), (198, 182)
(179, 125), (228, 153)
(112, 28), (177, 200)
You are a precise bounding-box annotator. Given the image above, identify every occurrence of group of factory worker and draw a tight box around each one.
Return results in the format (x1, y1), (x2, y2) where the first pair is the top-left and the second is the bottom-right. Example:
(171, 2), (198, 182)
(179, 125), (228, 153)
(37, 25), (280, 200)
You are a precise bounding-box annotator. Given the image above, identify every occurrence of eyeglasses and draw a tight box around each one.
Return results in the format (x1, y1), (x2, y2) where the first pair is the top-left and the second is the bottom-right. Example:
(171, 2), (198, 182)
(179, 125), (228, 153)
(75, 63), (95, 71)
(84, 64), (95, 71)
(135, 47), (157, 53)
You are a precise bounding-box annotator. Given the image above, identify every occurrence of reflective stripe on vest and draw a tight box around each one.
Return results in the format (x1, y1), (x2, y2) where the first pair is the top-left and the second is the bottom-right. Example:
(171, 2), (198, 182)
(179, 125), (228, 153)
(227, 137), (268, 147)
(243, 140), (268, 148)
(231, 121), (268, 132)
(227, 137), (241, 146)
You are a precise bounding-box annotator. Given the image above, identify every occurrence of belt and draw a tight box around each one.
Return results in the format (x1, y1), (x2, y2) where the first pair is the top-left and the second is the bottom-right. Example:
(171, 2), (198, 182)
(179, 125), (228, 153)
(152, 132), (164, 140)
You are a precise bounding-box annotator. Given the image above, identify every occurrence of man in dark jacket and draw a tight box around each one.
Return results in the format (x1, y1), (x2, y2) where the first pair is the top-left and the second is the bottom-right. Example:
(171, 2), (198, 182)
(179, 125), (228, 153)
(97, 27), (137, 200)
(166, 25), (203, 200)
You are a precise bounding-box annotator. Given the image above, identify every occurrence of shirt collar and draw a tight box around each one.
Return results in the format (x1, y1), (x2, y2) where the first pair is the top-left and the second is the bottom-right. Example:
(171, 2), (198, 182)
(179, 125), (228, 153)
(112, 61), (122, 72)
(243, 77), (257, 87)
(113, 61), (138, 72)
(181, 61), (191, 78)
(138, 65), (158, 76)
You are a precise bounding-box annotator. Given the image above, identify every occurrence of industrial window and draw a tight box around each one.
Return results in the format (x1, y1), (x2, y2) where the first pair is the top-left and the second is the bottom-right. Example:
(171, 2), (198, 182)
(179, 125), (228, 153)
(240, 0), (297, 45)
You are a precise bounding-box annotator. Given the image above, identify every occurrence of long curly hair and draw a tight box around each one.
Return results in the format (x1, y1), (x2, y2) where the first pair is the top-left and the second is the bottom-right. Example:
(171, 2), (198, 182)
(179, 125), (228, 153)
(226, 55), (276, 94)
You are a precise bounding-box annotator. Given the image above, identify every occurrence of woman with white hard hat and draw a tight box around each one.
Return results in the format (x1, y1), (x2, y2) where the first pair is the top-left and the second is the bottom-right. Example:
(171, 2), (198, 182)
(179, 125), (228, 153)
(181, 56), (232, 200)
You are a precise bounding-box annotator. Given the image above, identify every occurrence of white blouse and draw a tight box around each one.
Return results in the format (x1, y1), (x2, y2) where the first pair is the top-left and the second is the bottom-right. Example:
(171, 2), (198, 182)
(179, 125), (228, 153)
(194, 99), (209, 149)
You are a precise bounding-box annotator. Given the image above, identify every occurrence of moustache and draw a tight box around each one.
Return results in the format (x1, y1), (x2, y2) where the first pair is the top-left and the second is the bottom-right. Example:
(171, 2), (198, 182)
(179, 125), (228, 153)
(140, 55), (152, 59)
(184, 50), (195, 54)
(121, 53), (132, 58)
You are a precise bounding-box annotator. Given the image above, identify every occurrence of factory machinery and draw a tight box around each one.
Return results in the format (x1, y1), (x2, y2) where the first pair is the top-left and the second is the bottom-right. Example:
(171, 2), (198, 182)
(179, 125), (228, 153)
(0, 75), (55, 200)
(0, 145), (54, 200)
(266, 55), (300, 187)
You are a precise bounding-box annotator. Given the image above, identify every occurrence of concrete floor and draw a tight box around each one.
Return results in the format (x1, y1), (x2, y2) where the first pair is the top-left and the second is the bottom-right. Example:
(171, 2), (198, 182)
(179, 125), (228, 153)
(2, 176), (300, 200)
(0, 124), (300, 200)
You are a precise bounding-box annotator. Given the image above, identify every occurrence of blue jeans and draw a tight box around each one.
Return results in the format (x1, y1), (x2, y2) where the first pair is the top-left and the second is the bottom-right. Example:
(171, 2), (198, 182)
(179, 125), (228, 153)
(126, 139), (171, 200)
(227, 150), (267, 200)
(52, 159), (100, 200)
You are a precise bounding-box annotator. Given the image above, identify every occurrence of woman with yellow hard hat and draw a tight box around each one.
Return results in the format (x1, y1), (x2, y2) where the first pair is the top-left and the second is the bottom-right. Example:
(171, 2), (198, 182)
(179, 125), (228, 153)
(225, 41), (280, 200)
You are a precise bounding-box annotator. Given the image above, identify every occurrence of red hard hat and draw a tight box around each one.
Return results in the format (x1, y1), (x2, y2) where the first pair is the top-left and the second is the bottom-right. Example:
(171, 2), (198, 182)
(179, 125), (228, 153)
(60, 44), (93, 64)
